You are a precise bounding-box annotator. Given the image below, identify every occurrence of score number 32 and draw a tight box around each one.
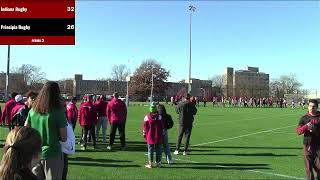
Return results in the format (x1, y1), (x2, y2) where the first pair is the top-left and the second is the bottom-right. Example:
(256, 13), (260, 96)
(67, 7), (75, 12)
(67, 6), (75, 30)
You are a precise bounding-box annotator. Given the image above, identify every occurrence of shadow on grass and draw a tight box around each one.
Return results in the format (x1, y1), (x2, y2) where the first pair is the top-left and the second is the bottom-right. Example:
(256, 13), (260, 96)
(167, 162), (270, 170)
(194, 145), (302, 150)
(69, 162), (140, 168)
(188, 149), (220, 152)
(69, 157), (132, 163)
(188, 153), (297, 157)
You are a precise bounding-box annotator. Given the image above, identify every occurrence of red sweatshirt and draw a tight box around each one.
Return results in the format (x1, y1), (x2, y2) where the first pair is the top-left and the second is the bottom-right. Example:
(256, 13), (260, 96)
(1, 99), (16, 125)
(66, 102), (78, 123)
(78, 102), (97, 126)
(95, 99), (108, 117)
(106, 98), (127, 124)
(10, 102), (25, 121)
(143, 113), (163, 145)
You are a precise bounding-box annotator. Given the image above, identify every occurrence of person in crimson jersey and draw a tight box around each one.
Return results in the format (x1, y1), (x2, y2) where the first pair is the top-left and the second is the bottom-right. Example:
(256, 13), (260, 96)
(66, 96), (78, 130)
(10, 94), (27, 128)
(78, 94), (97, 150)
(296, 99), (320, 180)
(1, 92), (18, 131)
(106, 92), (127, 150)
(95, 95), (108, 143)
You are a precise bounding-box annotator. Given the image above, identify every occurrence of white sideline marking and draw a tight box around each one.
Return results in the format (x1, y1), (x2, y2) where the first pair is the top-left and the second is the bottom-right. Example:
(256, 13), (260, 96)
(193, 125), (296, 147)
(194, 113), (300, 127)
(172, 158), (304, 180)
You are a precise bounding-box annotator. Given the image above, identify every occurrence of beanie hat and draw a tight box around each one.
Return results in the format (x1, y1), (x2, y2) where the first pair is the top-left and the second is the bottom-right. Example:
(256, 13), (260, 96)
(149, 102), (157, 113)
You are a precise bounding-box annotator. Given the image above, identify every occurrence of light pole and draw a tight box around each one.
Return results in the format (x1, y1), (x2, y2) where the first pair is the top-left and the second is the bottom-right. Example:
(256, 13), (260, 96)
(150, 65), (154, 102)
(188, 5), (196, 94)
(126, 76), (131, 107)
(5, 45), (10, 100)
(200, 88), (206, 99)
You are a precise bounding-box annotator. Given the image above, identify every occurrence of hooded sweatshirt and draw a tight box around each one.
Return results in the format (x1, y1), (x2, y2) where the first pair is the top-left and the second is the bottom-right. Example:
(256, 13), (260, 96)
(66, 101), (78, 123)
(78, 101), (97, 126)
(1, 98), (16, 124)
(106, 98), (127, 124)
(143, 112), (163, 145)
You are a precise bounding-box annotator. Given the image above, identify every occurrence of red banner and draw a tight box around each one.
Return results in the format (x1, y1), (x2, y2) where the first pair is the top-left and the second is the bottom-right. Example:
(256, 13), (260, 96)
(0, 36), (75, 45)
(0, 2), (75, 18)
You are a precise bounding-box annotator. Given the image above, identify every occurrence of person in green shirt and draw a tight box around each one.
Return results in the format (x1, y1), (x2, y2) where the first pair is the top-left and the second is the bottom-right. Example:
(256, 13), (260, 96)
(25, 81), (67, 180)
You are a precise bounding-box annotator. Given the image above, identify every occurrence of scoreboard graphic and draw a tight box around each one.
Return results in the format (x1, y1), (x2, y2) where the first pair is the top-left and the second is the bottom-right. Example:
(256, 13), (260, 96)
(0, 0), (75, 45)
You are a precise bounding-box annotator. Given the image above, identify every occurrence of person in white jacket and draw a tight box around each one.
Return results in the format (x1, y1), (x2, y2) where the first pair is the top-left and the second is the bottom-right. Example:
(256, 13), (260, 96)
(60, 122), (75, 180)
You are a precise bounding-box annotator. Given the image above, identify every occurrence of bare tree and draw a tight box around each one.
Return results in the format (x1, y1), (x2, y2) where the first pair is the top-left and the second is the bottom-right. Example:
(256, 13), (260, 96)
(111, 64), (130, 81)
(12, 64), (46, 85)
(278, 74), (302, 94)
(269, 74), (302, 98)
(211, 75), (224, 88)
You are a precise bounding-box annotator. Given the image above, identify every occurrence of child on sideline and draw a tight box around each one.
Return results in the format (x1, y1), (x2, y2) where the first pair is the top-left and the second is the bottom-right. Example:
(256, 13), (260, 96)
(143, 102), (163, 168)
(60, 121), (75, 180)
(0, 127), (41, 180)
(157, 104), (174, 165)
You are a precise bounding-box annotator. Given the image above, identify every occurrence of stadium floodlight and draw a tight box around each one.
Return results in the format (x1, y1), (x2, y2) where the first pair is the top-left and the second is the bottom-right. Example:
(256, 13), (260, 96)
(5, 45), (10, 101)
(150, 65), (154, 102)
(188, 5), (196, 94)
(126, 76), (131, 107)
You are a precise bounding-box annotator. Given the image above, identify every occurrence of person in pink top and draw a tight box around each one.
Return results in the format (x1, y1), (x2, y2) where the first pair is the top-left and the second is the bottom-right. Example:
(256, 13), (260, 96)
(143, 102), (163, 168)
(1, 92), (18, 130)
(106, 92), (127, 150)
(78, 95), (97, 150)
(95, 95), (108, 143)
(66, 96), (78, 130)
(10, 95), (27, 128)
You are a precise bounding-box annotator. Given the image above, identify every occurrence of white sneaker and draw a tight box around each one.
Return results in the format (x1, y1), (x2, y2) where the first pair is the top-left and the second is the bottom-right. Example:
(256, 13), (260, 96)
(168, 159), (173, 165)
(107, 145), (112, 150)
(183, 151), (188, 156)
(174, 150), (179, 155)
(145, 163), (152, 169)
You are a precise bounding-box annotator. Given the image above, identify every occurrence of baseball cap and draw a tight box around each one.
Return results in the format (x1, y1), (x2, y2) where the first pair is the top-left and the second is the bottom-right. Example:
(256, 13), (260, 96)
(15, 94), (23, 102)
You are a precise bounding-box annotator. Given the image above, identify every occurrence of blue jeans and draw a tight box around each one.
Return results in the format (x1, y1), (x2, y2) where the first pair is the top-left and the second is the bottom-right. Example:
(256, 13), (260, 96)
(147, 144), (162, 163)
(96, 116), (108, 142)
(163, 130), (172, 162)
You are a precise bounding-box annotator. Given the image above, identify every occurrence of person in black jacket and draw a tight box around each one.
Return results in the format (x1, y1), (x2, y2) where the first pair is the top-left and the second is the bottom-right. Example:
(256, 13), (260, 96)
(157, 104), (174, 164)
(296, 99), (320, 180)
(174, 93), (197, 156)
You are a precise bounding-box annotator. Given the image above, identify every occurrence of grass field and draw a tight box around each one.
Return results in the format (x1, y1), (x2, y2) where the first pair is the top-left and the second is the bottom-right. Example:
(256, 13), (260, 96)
(0, 103), (308, 179)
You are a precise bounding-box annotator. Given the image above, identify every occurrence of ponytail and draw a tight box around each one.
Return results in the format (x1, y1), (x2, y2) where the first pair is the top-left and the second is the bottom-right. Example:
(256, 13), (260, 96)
(0, 127), (41, 180)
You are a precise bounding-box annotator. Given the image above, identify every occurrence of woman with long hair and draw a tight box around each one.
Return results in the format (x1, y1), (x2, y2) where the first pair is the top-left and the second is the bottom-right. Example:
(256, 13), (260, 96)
(25, 81), (67, 180)
(0, 126), (41, 180)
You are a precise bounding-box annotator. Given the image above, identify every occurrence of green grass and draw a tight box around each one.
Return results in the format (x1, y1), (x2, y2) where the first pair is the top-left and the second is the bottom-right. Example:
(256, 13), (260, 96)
(0, 103), (307, 179)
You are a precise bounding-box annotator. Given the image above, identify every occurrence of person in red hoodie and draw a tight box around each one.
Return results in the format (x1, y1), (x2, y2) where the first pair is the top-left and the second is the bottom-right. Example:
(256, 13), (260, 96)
(1, 92), (18, 131)
(143, 102), (163, 168)
(10, 94), (27, 128)
(66, 96), (78, 130)
(106, 92), (127, 150)
(78, 94), (97, 150)
(95, 95), (108, 143)
(296, 99), (320, 180)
